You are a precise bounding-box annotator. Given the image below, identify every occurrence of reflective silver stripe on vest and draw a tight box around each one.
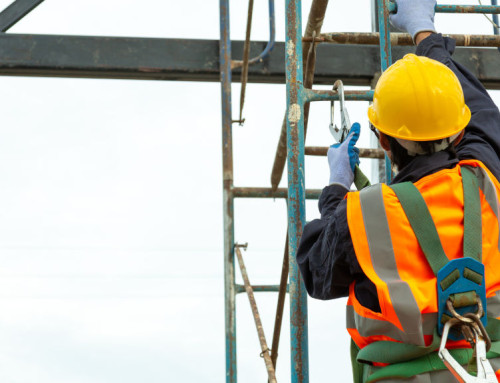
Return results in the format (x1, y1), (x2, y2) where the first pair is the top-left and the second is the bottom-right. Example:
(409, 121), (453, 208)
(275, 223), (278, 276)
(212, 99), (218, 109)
(488, 290), (500, 318)
(464, 165), (500, 252)
(359, 184), (425, 346)
(346, 293), (500, 341)
(491, 357), (500, 373)
(346, 305), (436, 341)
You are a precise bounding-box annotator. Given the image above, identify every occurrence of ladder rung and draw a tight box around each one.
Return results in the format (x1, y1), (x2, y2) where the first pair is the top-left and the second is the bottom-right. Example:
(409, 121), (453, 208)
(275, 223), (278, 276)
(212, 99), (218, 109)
(303, 89), (374, 103)
(304, 32), (500, 48)
(387, 3), (500, 14)
(232, 187), (321, 200)
(235, 284), (288, 294)
(305, 147), (385, 159)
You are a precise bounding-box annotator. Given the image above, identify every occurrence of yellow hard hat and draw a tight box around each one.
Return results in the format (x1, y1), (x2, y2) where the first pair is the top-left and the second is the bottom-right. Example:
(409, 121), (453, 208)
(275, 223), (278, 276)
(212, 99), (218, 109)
(367, 54), (471, 141)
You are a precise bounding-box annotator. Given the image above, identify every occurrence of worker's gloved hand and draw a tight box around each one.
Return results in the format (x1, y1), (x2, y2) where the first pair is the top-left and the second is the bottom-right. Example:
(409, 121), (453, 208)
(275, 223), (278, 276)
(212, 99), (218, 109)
(327, 123), (360, 189)
(390, 0), (437, 41)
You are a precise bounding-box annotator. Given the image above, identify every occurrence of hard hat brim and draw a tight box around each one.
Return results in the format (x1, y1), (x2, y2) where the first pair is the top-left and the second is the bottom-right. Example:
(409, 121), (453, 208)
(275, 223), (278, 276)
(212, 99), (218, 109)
(368, 104), (471, 142)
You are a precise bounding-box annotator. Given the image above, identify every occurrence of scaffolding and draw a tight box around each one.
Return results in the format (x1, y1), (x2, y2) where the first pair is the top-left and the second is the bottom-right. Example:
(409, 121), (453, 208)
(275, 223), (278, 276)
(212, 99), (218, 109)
(219, 1), (500, 382)
(0, 0), (498, 382)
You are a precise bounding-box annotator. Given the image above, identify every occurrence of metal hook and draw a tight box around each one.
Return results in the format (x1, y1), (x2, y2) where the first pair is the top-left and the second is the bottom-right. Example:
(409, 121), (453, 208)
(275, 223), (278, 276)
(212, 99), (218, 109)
(329, 80), (351, 143)
(438, 296), (495, 382)
(446, 295), (484, 324)
(439, 318), (497, 382)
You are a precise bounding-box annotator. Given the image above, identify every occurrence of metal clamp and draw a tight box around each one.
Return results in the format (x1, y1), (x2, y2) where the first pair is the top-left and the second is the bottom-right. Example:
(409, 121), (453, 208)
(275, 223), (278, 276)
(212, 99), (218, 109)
(235, 242), (249, 250)
(259, 348), (272, 358)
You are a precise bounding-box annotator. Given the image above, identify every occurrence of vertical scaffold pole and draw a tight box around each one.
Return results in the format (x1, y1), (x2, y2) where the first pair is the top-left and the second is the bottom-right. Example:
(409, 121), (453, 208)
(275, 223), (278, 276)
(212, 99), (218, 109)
(219, 0), (237, 382)
(285, 1), (309, 382)
(493, 0), (500, 53)
(377, 0), (393, 183)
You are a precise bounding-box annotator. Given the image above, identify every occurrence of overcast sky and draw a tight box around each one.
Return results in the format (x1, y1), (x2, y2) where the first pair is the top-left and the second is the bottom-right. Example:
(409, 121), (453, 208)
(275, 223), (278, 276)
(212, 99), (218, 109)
(0, 1), (498, 382)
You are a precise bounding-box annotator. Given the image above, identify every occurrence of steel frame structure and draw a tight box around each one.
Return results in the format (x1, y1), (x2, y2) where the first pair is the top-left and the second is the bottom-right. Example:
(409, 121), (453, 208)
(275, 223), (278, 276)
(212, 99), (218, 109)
(0, 1), (499, 383)
(220, 1), (500, 383)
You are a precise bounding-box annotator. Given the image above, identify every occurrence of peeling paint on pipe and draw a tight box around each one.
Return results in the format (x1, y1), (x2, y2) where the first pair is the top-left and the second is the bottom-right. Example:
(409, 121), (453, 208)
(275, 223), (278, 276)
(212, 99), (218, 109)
(305, 32), (500, 47)
(285, 0), (309, 381)
(233, 187), (321, 200)
(219, 1), (237, 382)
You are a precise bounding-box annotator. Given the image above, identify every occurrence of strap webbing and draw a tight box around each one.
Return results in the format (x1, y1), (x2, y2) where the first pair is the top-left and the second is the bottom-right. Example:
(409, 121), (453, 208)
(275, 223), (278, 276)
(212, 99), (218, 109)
(357, 328), (442, 365)
(365, 342), (500, 383)
(354, 165), (371, 190)
(358, 166), (489, 380)
(486, 316), (500, 340)
(350, 339), (364, 383)
(462, 166), (482, 261)
(390, 165), (483, 275)
(390, 182), (449, 275)
(358, 317), (500, 365)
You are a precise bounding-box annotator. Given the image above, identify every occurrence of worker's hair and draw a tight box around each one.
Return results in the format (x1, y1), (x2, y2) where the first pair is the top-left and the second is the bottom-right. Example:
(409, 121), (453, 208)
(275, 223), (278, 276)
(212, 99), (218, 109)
(386, 136), (457, 170)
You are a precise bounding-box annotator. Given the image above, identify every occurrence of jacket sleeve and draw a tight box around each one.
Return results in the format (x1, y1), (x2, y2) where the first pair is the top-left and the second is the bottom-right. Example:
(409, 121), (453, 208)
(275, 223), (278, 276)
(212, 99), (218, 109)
(416, 34), (500, 180)
(296, 184), (363, 300)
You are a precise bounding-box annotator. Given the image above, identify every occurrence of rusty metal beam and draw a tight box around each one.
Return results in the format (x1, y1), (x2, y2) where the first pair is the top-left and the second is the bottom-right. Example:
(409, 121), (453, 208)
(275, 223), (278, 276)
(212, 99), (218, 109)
(233, 187), (322, 199)
(235, 284), (286, 293)
(305, 146), (385, 158)
(0, 34), (499, 89)
(219, 1), (237, 381)
(305, 32), (500, 47)
(0, 0), (44, 32)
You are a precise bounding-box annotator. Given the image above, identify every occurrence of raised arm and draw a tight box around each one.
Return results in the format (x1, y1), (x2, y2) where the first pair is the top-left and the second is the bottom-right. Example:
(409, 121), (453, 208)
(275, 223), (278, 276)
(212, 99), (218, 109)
(392, 0), (500, 179)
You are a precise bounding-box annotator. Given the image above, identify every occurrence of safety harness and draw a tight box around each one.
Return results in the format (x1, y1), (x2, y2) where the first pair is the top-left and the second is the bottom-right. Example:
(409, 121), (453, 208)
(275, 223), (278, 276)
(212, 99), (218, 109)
(351, 166), (500, 382)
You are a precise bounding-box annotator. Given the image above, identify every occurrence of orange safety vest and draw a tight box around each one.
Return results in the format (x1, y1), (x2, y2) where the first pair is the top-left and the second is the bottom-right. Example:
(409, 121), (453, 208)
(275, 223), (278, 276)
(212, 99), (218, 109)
(346, 159), (500, 378)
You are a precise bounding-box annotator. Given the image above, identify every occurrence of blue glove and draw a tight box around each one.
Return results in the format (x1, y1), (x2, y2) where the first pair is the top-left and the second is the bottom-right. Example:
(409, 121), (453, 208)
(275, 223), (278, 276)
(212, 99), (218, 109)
(327, 123), (360, 189)
(390, 0), (436, 41)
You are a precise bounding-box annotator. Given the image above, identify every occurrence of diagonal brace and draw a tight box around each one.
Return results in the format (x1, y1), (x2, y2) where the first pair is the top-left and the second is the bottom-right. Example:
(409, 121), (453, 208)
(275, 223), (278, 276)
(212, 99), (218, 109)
(0, 0), (45, 32)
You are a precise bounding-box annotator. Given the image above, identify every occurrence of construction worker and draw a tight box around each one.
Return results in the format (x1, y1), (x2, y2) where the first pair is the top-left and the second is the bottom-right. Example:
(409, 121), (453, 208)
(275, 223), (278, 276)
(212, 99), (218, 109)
(297, 0), (500, 382)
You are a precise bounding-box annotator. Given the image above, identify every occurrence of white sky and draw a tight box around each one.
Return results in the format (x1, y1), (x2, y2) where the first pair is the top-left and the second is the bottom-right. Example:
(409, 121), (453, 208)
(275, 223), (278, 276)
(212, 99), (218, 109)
(0, 0), (498, 382)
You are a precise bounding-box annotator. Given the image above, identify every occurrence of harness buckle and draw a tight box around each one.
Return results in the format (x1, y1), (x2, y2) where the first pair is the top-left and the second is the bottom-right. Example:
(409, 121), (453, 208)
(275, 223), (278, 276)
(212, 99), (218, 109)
(437, 257), (488, 340)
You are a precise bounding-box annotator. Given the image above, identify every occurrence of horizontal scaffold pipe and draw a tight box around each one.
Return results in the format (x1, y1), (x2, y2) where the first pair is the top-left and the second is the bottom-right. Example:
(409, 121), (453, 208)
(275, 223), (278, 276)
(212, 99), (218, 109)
(235, 284), (288, 294)
(387, 3), (500, 14)
(303, 88), (374, 102)
(232, 187), (322, 199)
(304, 32), (500, 47)
(305, 147), (385, 159)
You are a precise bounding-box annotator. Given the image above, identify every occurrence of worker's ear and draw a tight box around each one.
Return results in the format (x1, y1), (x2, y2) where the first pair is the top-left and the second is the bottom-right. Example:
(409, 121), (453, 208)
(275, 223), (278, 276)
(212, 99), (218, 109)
(379, 132), (391, 152)
(453, 130), (465, 146)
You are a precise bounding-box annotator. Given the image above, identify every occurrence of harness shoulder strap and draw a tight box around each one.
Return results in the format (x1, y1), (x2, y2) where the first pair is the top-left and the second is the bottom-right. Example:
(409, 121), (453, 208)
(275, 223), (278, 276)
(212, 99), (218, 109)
(358, 167), (489, 367)
(462, 166), (482, 261)
(389, 165), (482, 275)
(390, 182), (449, 275)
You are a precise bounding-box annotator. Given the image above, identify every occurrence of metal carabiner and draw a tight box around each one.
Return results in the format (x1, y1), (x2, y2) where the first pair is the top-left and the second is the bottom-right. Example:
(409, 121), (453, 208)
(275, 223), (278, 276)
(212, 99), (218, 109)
(464, 312), (492, 353)
(438, 317), (497, 382)
(446, 298), (482, 324)
(329, 80), (351, 143)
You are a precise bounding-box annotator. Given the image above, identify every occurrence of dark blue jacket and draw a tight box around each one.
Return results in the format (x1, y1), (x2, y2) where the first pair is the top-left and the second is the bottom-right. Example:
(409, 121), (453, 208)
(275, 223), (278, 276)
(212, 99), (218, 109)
(296, 34), (500, 312)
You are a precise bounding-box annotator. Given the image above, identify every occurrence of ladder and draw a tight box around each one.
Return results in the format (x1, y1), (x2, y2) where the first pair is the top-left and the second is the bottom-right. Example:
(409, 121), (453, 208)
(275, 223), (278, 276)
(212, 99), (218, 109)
(219, 1), (500, 382)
